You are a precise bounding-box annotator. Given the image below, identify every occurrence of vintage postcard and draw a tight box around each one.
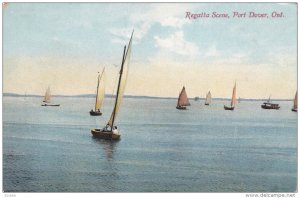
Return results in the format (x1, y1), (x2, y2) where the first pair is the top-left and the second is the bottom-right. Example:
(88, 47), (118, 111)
(2, 2), (297, 196)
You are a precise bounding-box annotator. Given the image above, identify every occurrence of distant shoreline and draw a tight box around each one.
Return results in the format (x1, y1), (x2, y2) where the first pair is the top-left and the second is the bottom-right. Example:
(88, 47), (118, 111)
(2, 92), (293, 101)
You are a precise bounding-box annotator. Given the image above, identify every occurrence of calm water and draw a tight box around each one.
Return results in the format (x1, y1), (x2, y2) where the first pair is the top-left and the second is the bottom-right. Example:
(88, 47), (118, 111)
(3, 96), (297, 192)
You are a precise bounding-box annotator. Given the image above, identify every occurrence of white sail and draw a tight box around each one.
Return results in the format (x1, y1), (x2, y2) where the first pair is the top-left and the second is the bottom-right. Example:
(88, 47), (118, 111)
(294, 91), (297, 109)
(177, 86), (190, 107)
(95, 68), (105, 111)
(267, 95), (271, 103)
(107, 31), (133, 127)
(43, 87), (51, 103)
(205, 91), (212, 105)
(230, 82), (237, 107)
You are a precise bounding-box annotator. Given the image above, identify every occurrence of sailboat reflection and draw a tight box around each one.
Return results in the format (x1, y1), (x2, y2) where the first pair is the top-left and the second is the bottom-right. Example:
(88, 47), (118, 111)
(92, 137), (119, 161)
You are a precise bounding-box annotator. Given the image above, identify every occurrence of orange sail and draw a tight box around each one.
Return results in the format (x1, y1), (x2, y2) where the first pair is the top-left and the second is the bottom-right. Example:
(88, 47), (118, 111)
(230, 82), (237, 107)
(294, 91), (297, 109)
(177, 86), (190, 107)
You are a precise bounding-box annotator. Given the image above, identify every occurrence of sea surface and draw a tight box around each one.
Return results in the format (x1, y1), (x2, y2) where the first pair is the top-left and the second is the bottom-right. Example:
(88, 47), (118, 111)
(3, 96), (297, 192)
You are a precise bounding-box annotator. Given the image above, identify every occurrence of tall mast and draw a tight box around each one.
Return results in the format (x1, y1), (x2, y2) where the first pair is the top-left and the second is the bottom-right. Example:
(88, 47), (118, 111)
(94, 68), (105, 111)
(94, 72), (100, 111)
(110, 45), (126, 131)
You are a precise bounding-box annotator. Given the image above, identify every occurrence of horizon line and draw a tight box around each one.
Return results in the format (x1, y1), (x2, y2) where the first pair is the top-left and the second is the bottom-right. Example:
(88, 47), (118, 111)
(2, 92), (294, 101)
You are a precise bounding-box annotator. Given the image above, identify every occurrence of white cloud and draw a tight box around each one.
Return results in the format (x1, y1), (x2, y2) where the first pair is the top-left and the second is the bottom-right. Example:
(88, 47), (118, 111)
(205, 45), (220, 57)
(109, 4), (192, 43)
(160, 17), (190, 28)
(154, 31), (199, 56)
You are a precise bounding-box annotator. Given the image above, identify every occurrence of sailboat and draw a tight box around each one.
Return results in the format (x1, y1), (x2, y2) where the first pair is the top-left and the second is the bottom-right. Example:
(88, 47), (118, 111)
(90, 68), (105, 116)
(261, 95), (280, 110)
(41, 87), (60, 106)
(205, 91), (212, 105)
(91, 30), (133, 140)
(176, 86), (191, 110)
(291, 91), (297, 112)
(224, 82), (236, 110)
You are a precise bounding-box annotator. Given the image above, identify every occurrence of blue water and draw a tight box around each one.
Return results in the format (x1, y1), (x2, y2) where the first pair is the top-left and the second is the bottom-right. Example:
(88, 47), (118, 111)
(3, 96), (297, 192)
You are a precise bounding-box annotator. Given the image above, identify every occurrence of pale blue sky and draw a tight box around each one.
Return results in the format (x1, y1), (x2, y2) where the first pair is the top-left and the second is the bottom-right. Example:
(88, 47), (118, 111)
(3, 3), (297, 99)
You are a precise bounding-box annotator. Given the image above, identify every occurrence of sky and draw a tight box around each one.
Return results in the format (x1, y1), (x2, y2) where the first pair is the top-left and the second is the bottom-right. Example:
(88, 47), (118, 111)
(3, 3), (297, 99)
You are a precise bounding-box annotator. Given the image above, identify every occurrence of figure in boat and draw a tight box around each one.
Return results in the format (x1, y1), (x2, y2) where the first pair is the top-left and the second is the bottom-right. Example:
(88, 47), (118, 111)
(91, 30), (133, 140)
(176, 86), (191, 110)
(41, 86), (60, 107)
(291, 91), (297, 112)
(261, 95), (280, 110)
(224, 82), (237, 110)
(90, 68), (105, 116)
(205, 91), (212, 105)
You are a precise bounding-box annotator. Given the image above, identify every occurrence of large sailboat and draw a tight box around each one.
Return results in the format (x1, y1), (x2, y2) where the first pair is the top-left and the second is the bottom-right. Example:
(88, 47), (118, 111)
(91, 31), (133, 140)
(90, 68), (105, 116)
(176, 86), (191, 110)
(291, 91), (297, 112)
(41, 87), (60, 106)
(261, 95), (280, 110)
(224, 82), (236, 110)
(205, 91), (212, 105)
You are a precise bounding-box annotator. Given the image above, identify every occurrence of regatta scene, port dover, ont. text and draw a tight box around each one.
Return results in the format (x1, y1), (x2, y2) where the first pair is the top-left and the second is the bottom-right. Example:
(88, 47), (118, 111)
(2, 2), (298, 196)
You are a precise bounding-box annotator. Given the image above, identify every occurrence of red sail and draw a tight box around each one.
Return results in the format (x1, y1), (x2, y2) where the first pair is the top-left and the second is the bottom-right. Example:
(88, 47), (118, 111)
(177, 86), (190, 107)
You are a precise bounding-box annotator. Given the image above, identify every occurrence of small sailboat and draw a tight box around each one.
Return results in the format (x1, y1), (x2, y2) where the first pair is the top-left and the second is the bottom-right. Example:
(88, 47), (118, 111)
(91, 30), (133, 140)
(41, 87), (60, 107)
(90, 68), (105, 116)
(261, 95), (280, 110)
(291, 91), (297, 112)
(224, 82), (236, 110)
(205, 91), (212, 105)
(176, 86), (191, 110)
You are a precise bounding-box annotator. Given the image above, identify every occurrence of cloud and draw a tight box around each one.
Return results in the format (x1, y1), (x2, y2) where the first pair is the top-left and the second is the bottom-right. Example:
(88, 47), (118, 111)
(205, 45), (220, 57)
(109, 4), (192, 43)
(154, 31), (199, 56)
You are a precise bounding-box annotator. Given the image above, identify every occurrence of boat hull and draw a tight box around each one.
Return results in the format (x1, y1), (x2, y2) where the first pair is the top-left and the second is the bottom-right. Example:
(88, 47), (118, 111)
(89, 110), (102, 116)
(176, 106), (187, 110)
(41, 104), (60, 107)
(205, 103), (209, 106)
(291, 108), (297, 112)
(91, 129), (120, 140)
(224, 105), (234, 110)
(261, 103), (280, 110)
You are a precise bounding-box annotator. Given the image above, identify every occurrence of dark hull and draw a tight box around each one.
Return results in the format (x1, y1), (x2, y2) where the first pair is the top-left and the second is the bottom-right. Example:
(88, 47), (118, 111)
(205, 103), (209, 106)
(91, 129), (120, 140)
(176, 106), (187, 110)
(41, 104), (60, 107)
(89, 110), (102, 116)
(261, 104), (280, 110)
(224, 105), (234, 110)
(291, 108), (297, 112)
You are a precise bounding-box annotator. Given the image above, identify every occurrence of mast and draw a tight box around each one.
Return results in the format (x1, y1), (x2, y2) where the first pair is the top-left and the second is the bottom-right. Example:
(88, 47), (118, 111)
(94, 68), (105, 111)
(107, 30), (133, 129)
(110, 45), (127, 131)
(94, 72), (100, 111)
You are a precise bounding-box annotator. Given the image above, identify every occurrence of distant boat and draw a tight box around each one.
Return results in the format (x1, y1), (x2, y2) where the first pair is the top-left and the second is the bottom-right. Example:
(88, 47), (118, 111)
(224, 82), (236, 110)
(194, 96), (200, 101)
(261, 95), (280, 110)
(291, 91), (297, 112)
(176, 86), (191, 110)
(90, 68), (105, 116)
(205, 91), (212, 105)
(238, 97), (241, 103)
(41, 87), (60, 107)
(91, 30), (133, 140)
